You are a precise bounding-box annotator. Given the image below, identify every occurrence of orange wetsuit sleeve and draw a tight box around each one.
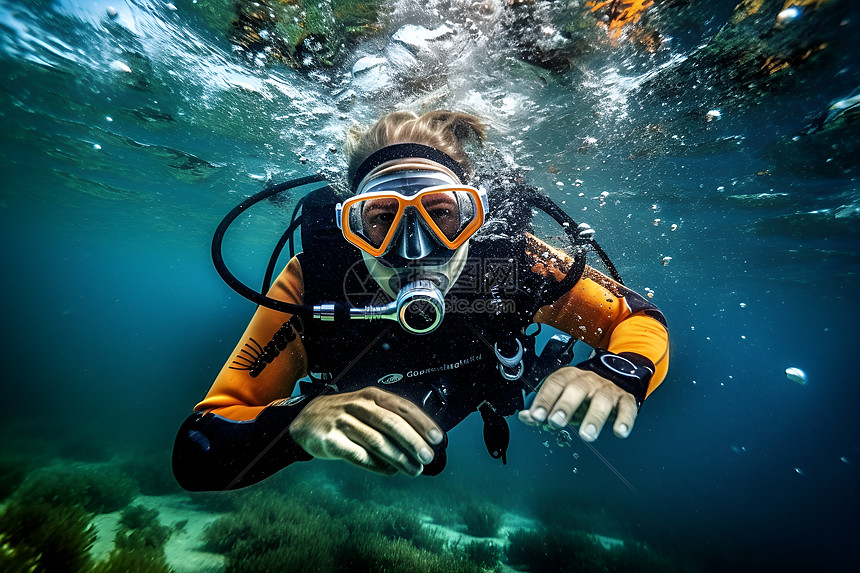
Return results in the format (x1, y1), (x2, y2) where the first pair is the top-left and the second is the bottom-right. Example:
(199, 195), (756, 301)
(195, 256), (309, 420)
(527, 235), (669, 397)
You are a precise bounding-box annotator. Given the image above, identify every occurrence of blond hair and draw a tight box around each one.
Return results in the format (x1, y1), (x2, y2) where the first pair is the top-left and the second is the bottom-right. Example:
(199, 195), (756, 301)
(345, 110), (487, 182)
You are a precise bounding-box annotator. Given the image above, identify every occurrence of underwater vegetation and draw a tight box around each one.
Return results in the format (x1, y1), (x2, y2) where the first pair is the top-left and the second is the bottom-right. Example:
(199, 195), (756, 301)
(461, 539), (503, 569)
(225, 0), (383, 68)
(459, 500), (504, 538)
(507, 527), (680, 573)
(198, 474), (684, 573)
(641, 0), (852, 106)
(0, 455), (178, 573)
(0, 441), (684, 572)
(0, 500), (97, 573)
(203, 487), (483, 573)
(10, 462), (138, 514)
(90, 505), (174, 573)
(0, 495), (176, 573)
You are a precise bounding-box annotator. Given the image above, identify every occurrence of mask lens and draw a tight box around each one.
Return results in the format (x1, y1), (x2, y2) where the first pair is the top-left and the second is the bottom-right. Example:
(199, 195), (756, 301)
(420, 191), (462, 240)
(350, 197), (398, 248)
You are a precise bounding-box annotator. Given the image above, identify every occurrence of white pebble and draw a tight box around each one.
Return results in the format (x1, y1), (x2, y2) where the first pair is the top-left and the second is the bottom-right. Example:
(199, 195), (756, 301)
(106, 6), (118, 19)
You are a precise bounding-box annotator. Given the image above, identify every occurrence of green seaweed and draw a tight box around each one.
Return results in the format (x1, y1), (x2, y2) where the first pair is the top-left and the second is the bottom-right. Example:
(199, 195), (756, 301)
(339, 532), (482, 573)
(506, 526), (680, 573)
(115, 505), (172, 553)
(462, 539), (502, 568)
(0, 499), (96, 573)
(231, 0), (383, 68)
(203, 485), (480, 573)
(91, 503), (174, 573)
(203, 489), (346, 573)
(0, 536), (41, 573)
(90, 548), (173, 573)
(460, 500), (503, 538)
(12, 462), (138, 514)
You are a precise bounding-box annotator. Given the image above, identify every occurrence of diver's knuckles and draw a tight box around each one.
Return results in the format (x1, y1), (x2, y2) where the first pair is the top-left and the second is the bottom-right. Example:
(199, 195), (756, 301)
(357, 386), (387, 401)
(542, 371), (574, 393)
(380, 398), (438, 434)
(360, 386), (410, 410)
(592, 388), (620, 407)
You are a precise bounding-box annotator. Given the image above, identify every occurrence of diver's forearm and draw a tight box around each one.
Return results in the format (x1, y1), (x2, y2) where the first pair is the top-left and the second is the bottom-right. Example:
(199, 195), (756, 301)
(172, 398), (313, 491)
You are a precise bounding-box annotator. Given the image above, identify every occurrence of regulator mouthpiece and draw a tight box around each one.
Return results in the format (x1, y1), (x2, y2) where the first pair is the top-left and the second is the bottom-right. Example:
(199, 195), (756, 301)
(315, 280), (445, 334)
(395, 280), (445, 334)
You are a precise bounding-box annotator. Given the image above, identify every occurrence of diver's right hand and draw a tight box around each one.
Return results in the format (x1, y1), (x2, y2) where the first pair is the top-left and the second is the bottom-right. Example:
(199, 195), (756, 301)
(288, 387), (444, 476)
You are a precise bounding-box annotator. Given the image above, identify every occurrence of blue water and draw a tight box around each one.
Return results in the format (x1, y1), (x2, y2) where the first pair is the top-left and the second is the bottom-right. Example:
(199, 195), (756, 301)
(1, 0), (858, 571)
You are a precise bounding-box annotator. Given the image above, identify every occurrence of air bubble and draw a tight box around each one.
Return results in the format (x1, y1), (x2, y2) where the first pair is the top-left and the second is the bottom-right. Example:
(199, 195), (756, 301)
(785, 367), (807, 385)
(110, 60), (132, 73)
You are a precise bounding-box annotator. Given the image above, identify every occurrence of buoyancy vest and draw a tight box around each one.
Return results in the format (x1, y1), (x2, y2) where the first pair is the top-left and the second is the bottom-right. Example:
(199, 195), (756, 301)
(293, 185), (570, 463)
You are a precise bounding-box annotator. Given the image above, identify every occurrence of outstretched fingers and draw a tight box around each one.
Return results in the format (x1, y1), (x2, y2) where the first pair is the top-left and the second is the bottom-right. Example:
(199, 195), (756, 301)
(518, 367), (638, 442)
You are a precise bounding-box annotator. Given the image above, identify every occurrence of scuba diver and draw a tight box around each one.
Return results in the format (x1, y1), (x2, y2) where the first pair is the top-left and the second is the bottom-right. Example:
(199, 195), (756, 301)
(172, 110), (670, 491)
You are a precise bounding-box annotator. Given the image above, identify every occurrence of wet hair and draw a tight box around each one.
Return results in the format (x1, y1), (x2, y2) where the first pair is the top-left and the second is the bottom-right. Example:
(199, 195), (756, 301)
(345, 110), (487, 183)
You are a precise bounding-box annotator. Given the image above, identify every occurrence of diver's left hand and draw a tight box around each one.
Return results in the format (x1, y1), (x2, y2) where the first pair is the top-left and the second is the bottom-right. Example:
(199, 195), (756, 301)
(518, 367), (637, 442)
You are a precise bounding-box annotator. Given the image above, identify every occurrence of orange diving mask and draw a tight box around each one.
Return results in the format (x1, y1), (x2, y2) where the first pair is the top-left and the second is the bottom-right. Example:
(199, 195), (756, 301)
(336, 171), (488, 263)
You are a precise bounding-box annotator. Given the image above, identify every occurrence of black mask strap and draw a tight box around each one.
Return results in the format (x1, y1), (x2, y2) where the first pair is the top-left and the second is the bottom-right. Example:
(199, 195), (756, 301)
(351, 143), (467, 192)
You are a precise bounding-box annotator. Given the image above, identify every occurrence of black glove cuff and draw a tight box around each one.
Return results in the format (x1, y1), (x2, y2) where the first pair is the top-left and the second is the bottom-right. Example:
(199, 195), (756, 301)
(576, 349), (654, 409)
(258, 395), (317, 463)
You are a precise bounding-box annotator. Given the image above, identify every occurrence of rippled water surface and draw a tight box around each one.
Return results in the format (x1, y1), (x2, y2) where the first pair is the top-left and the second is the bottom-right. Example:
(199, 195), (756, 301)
(1, 1), (858, 571)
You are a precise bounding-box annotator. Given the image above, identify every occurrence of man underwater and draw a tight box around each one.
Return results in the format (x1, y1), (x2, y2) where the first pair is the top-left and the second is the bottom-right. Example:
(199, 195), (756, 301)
(172, 110), (670, 491)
